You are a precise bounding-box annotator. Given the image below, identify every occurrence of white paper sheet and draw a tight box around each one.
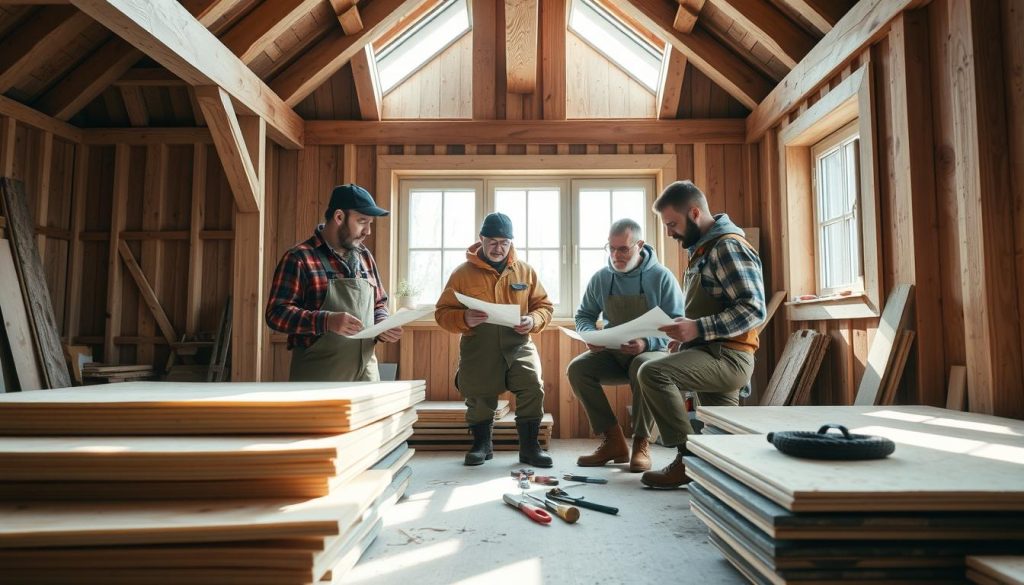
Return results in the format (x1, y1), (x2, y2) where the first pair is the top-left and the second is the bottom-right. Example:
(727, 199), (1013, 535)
(345, 307), (435, 339)
(559, 307), (676, 348)
(454, 292), (522, 328)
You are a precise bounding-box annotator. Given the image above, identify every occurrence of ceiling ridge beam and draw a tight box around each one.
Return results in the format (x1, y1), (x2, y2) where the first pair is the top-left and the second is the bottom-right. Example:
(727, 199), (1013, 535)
(195, 85), (261, 212)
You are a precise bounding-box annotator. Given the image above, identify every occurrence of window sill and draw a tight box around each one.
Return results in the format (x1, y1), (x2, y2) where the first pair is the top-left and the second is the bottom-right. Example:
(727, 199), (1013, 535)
(785, 292), (879, 321)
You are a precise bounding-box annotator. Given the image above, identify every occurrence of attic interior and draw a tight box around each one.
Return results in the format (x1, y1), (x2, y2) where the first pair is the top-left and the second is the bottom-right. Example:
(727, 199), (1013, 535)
(0, 0), (1022, 583)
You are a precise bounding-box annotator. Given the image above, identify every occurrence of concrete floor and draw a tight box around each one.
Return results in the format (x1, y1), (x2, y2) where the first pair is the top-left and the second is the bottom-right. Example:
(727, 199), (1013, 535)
(346, 439), (747, 585)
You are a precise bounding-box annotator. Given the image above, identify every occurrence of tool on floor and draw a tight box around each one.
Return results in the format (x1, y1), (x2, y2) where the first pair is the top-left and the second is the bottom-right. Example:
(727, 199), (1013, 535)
(525, 492), (580, 524)
(513, 469), (532, 490)
(503, 493), (552, 525)
(547, 488), (619, 515)
(512, 469), (559, 486)
(563, 474), (608, 484)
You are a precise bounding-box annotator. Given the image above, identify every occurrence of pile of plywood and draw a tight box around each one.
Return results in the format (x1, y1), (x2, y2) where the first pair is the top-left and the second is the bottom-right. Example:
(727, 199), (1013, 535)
(0, 380), (425, 584)
(410, 400), (552, 451)
(687, 405), (1024, 584)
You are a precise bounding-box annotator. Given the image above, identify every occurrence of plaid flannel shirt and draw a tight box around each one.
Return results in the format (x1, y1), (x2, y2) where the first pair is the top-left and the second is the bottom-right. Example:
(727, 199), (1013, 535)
(265, 226), (389, 349)
(690, 237), (766, 341)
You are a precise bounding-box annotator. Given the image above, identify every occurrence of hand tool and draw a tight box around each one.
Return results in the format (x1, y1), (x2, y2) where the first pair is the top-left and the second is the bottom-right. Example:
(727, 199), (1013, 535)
(562, 474), (608, 484)
(511, 469), (559, 486)
(524, 492), (579, 524)
(547, 488), (619, 515)
(503, 493), (552, 525)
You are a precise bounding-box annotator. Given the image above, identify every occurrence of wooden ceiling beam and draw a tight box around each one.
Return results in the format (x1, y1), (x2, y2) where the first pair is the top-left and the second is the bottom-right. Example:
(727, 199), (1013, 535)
(656, 46), (687, 119)
(0, 94), (82, 142)
(504, 0), (538, 94)
(779, 0), (845, 35)
(115, 68), (187, 87)
(194, 85), (261, 213)
(710, 0), (816, 69)
(0, 6), (92, 93)
(270, 0), (425, 107)
(673, 0), (704, 33)
(119, 86), (148, 127)
(70, 0), (303, 149)
(746, 0), (926, 141)
(35, 0), (241, 122)
(221, 0), (323, 64)
(338, 6), (364, 35)
(621, 0), (772, 110)
(305, 119), (746, 144)
(350, 45), (382, 121)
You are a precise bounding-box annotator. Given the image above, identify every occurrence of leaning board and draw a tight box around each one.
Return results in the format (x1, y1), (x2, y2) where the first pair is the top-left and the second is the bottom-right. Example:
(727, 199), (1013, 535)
(687, 434), (1024, 512)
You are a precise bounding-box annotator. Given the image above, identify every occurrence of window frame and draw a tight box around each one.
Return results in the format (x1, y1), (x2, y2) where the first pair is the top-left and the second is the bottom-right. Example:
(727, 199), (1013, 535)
(567, 0), (664, 92)
(810, 120), (864, 297)
(374, 0), (471, 95)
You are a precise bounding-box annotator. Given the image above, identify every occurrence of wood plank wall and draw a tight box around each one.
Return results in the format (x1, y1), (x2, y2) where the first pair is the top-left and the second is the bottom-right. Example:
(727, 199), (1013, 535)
(757, 0), (1024, 419)
(264, 141), (763, 438)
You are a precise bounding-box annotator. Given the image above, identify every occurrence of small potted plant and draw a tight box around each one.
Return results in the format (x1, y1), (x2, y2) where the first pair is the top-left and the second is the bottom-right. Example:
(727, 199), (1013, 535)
(395, 280), (422, 310)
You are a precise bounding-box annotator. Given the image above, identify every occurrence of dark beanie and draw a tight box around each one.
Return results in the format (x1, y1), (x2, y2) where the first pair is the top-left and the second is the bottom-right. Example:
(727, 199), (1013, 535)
(480, 212), (514, 239)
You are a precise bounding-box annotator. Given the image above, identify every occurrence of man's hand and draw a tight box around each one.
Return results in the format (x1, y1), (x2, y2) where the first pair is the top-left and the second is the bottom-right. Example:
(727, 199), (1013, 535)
(619, 338), (647, 355)
(376, 327), (402, 343)
(659, 317), (699, 343)
(327, 312), (364, 336)
(513, 315), (535, 335)
(465, 309), (488, 328)
(586, 343), (605, 353)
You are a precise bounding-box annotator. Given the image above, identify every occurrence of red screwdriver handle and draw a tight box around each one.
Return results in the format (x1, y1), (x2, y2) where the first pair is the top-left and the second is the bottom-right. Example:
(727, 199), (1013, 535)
(520, 502), (552, 524)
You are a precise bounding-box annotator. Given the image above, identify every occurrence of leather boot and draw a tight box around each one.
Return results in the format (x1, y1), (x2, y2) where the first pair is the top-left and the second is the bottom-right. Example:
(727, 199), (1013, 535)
(577, 424), (629, 467)
(629, 436), (652, 473)
(464, 421), (493, 466)
(517, 420), (553, 468)
(640, 449), (691, 488)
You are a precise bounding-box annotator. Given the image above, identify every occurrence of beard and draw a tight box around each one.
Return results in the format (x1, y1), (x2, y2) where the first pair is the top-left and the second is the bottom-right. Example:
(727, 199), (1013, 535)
(338, 222), (362, 250)
(613, 251), (643, 273)
(672, 217), (702, 248)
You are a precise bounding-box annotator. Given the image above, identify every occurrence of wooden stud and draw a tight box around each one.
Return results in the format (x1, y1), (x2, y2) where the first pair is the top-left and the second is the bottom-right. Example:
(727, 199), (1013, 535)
(104, 144), (130, 364)
(120, 86), (150, 127)
(343, 144), (357, 183)
(0, 116), (14, 176)
(195, 86), (261, 213)
(231, 115), (266, 382)
(69, 0), (304, 149)
(34, 132), (53, 260)
(541, 0), (566, 120)
(473, 0), (498, 119)
(747, 0), (926, 142)
(620, 0), (772, 110)
(672, 0), (704, 33)
(504, 0), (538, 93)
(0, 6), (92, 93)
(1003, 0), (1024, 411)
(137, 144), (168, 366)
(64, 144), (88, 343)
(351, 45), (383, 121)
(656, 46), (686, 119)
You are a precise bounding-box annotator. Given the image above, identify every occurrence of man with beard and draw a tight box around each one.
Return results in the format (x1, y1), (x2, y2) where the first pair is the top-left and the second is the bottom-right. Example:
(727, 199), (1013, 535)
(636, 180), (765, 488)
(567, 218), (683, 472)
(435, 212), (554, 467)
(266, 184), (402, 382)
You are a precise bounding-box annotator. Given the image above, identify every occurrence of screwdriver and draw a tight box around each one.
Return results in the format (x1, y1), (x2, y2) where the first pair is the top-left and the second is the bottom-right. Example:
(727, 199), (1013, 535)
(502, 493), (552, 525)
(524, 493), (580, 524)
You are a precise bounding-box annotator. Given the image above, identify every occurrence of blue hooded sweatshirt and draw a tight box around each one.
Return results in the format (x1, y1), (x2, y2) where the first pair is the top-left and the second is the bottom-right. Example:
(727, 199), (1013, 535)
(574, 243), (684, 351)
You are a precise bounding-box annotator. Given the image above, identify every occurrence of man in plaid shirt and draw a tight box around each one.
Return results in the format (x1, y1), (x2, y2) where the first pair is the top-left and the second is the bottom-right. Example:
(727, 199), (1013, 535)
(635, 180), (766, 488)
(265, 184), (401, 382)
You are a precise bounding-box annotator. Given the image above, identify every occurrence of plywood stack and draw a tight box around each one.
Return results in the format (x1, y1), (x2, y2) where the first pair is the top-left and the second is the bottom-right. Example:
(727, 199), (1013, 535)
(687, 405), (1024, 584)
(0, 380), (426, 584)
(409, 400), (553, 451)
(81, 363), (155, 383)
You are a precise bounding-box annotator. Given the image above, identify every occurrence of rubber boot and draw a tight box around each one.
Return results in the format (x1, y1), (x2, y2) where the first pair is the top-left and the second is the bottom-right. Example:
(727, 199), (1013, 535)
(629, 436), (652, 473)
(516, 419), (553, 468)
(464, 421), (493, 466)
(640, 447), (691, 489)
(577, 423), (629, 467)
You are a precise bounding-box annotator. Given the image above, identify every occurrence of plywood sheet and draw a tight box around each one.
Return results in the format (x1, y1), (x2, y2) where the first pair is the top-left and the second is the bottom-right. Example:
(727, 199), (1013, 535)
(687, 433), (1024, 512)
(0, 239), (43, 390)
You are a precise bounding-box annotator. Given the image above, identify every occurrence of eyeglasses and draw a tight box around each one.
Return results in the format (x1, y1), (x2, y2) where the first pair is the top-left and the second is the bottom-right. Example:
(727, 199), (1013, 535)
(484, 238), (512, 249)
(604, 241), (639, 255)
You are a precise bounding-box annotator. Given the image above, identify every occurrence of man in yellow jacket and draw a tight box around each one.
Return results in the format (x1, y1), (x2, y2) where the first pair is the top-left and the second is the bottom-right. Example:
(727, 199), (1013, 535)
(436, 212), (554, 467)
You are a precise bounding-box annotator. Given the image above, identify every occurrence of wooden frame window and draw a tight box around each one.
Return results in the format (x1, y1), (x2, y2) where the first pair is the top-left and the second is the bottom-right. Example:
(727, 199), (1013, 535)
(811, 120), (863, 297)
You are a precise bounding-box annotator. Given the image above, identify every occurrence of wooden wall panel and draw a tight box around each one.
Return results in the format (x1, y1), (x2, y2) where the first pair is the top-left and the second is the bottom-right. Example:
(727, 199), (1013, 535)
(382, 33), (472, 119)
(566, 32), (655, 119)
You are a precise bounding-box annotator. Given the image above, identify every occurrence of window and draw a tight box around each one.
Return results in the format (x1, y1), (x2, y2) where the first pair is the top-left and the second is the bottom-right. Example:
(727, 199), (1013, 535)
(811, 121), (862, 296)
(398, 176), (657, 317)
(375, 0), (470, 94)
(568, 0), (662, 92)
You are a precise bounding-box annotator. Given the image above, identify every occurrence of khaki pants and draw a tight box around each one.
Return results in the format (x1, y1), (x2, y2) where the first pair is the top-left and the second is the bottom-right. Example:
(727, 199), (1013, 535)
(636, 345), (753, 449)
(462, 343), (545, 425)
(566, 350), (664, 437)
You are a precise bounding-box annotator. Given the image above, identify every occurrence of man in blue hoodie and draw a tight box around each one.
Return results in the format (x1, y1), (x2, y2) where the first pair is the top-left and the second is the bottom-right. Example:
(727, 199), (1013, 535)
(567, 218), (684, 472)
(638, 181), (765, 489)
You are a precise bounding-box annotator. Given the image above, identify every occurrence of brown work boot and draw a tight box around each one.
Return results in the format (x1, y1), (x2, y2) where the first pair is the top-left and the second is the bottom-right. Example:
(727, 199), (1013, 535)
(577, 424), (629, 466)
(640, 451), (691, 489)
(629, 436), (651, 473)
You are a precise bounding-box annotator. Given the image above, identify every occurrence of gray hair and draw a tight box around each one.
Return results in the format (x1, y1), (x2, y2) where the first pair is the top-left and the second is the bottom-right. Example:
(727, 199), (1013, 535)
(609, 218), (643, 242)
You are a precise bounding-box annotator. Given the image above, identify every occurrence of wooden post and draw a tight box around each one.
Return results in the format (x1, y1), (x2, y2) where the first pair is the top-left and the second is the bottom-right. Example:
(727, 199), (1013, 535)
(104, 144), (130, 364)
(472, 0), (497, 119)
(540, 0), (566, 120)
(186, 144), (207, 335)
(0, 116), (15, 176)
(232, 115), (266, 381)
(65, 144), (89, 343)
(138, 144), (167, 365)
(34, 131), (53, 258)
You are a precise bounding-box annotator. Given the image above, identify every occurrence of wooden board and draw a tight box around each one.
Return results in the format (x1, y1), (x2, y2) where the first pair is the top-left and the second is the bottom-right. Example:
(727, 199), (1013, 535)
(967, 556), (1024, 585)
(854, 284), (914, 406)
(946, 365), (968, 411)
(0, 381), (425, 435)
(0, 178), (70, 389)
(760, 330), (827, 406)
(415, 399), (510, 421)
(0, 239), (43, 390)
(687, 433), (1024, 512)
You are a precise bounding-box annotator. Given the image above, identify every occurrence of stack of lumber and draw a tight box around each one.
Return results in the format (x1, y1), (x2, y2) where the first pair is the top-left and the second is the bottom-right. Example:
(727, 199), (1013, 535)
(409, 400), (553, 451)
(759, 330), (830, 406)
(81, 363), (154, 383)
(687, 405), (1024, 584)
(0, 380), (425, 584)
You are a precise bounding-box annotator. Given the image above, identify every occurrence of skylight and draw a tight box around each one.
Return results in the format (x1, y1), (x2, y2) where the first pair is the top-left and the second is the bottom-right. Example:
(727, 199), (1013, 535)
(568, 0), (663, 93)
(375, 0), (470, 94)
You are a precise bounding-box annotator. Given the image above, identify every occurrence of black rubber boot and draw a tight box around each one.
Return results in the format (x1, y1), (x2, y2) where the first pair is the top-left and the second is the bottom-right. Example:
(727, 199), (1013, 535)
(464, 421), (494, 466)
(517, 419), (552, 468)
